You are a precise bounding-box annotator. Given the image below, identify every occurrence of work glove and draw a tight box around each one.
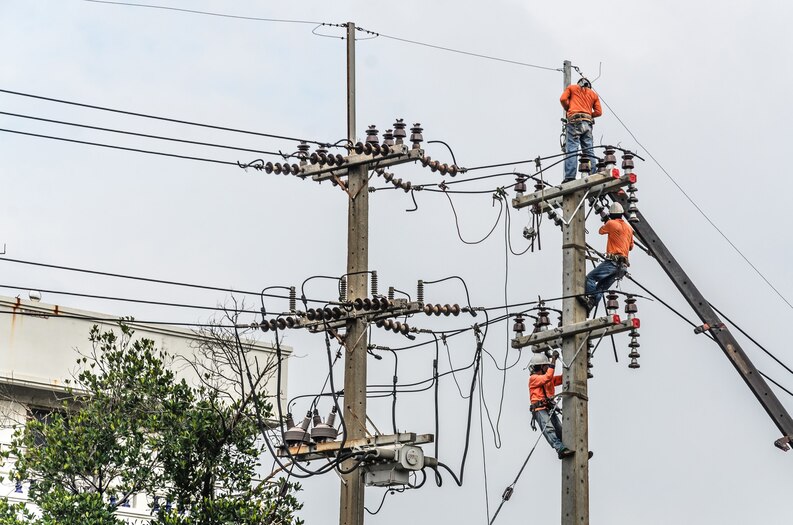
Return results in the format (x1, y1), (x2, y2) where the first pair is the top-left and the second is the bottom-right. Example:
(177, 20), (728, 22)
(551, 350), (560, 360)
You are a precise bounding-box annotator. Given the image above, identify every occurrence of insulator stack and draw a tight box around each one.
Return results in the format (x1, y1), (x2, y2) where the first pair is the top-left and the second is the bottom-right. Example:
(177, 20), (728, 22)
(423, 303), (461, 316)
(603, 146), (619, 178)
(388, 176), (412, 192)
(621, 152), (635, 177)
(310, 146), (328, 165)
(365, 125), (379, 145)
(594, 159), (605, 175)
(514, 175), (527, 194)
(628, 332), (641, 369)
(375, 318), (411, 335)
(513, 314), (526, 335)
(283, 411), (312, 446)
(409, 123), (423, 149)
(420, 156), (459, 177)
(264, 161), (302, 175)
(627, 184), (639, 223)
(339, 277), (348, 302)
(547, 208), (563, 228)
(297, 142), (310, 165)
(370, 271), (378, 297)
(382, 129), (395, 147)
(310, 407), (338, 443)
(289, 286), (296, 312)
(387, 286), (395, 301)
(578, 155), (592, 176)
(605, 292), (619, 316)
(624, 295), (638, 319)
(417, 280), (424, 304)
(393, 119), (407, 144)
(535, 305), (551, 331)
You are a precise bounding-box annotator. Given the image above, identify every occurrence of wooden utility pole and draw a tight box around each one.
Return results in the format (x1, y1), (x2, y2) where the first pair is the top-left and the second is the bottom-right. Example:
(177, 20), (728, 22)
(560, 58), (590, 525)
(340, 21), (368, 525)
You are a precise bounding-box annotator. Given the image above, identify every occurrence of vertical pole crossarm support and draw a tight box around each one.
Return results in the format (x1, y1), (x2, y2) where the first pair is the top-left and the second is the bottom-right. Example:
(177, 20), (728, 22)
(611, 194), (793, 447)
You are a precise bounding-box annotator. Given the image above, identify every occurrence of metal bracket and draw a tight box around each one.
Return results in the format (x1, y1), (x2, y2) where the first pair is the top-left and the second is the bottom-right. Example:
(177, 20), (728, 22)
(513, 172), (636, 211)
(304, 146), (424, 181)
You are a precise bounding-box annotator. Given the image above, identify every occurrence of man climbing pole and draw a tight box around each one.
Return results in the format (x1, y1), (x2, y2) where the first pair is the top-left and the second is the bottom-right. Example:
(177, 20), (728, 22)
(580, 202), (634, 313)
(529, 351), (573, 459)
(560, 77), (602, 182)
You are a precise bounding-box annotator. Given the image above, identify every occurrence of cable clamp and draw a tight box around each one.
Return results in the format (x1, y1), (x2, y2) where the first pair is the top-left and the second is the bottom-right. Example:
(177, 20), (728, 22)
(693, 322), (725, 335)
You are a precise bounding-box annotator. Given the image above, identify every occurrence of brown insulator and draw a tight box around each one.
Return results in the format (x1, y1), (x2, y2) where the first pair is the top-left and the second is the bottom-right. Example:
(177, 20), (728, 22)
(285, 316), (297, 328)
(353, 298), (365, 310)
(433, 304), (443, 316)
(423, 304), (433, 315)
(375, 319), (386, 328)
(369, 298), (381, 311)
(628, 358), (640, 369)
(383, 172), (394, 182)
(429, 160), (440, 172)
(277, 318), (288, 330)
(448, 165), (458, 176)
(441, 304), (452, 316)
(291, 163), (301, 175)
(354, 142), (365, 154)
(264, 162), (274, 174)
(439, 163), (449, 175)
(322, 307), (333, 319)
(603, 147), (617, 165)
(513, 314), (526, 334)
(382, 129), (395, 147)
(268, 319), (279, 331)
(392, 178), (403, 188)
(399, 323), (410, 335)
(260, 321), (270, 332)
(606, 292), (619, 314)
(622, 153), (635, 170)
(410, 123), (424, 149)
(383, 319), (394, 330)
(365, 125), (379, 145)
(379, 297), (391, 309)
(334, 154), (345, 165)
(381, 143), (391, 156)
(402, 181), (412, 192)
(331, 307), (343, 319)
(325, 154), (336, 166)
(393, 119), (407, 144)
(450, 304), (461, 316)
(624, 296), (638, 316)
(514, 176), (527, 194)
(363, 143), (373, 155)
(371, 143), (382, 155)
(421, 155), (432, 167)
(362, 298), (373, 311)
(307, 308), (318, 321)
(282, 163), (292, 175)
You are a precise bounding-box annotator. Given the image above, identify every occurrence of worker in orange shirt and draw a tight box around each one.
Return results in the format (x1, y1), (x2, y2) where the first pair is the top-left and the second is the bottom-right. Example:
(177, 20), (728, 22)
(580, 202), (634, 313)
(559, 77), (602, 182)
(529, 351), (573, 459)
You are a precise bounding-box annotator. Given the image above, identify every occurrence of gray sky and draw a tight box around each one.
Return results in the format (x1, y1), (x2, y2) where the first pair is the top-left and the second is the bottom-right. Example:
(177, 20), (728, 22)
(1, 0), (792, 523)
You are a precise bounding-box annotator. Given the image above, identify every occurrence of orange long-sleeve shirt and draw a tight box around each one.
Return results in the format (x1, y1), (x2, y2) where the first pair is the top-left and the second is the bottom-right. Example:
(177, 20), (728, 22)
(529, 366), (563, 410)
(599, 218), (634, 259)
(560, 84), (602, 119)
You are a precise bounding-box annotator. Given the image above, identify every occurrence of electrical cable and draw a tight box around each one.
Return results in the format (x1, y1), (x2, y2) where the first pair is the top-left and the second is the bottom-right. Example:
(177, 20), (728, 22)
(358, 27), (560, 72)
(0, 111), (288, 157)
(0, 88), (329, 146)
(82, 0), (326, 24)
(598, 92), (793, 311)
(444, 190), (503, 245)
(0, 127), (239, 166)
(0, 307), (238, 328)
(0, 256), (341, 305)
(478, 367), (491, 523)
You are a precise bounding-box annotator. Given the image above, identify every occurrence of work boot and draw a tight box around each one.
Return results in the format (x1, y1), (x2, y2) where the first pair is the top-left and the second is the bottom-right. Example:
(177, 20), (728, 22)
(576, 295), (595, 316)
(588, 451), (594, 460)
(558, 448), (575, 459)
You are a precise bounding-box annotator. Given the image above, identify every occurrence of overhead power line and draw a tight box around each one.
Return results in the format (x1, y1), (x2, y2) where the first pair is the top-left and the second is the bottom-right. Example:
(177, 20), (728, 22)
(81, 0), (324, 25)
(0, 127), (238, 166)
(0, 88), (329, 146)
(597, 93), (793, 311)
(0, 308), (238, 329)
(0, 257), (336, 306)
(0, 111), (286, 157)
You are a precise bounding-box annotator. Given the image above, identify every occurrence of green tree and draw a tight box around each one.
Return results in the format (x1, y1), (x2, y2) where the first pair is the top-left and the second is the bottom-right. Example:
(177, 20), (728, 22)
(2, 323), (302, 525)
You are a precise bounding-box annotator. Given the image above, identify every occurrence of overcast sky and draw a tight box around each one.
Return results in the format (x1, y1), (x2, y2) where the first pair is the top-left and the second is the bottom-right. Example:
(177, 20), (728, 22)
(1, 0), (792, 523)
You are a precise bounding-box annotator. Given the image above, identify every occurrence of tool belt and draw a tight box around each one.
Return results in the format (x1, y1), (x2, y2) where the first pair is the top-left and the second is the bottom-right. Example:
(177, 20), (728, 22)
(567, 112), (593, 123)
(604, 253), (629, 267)
(530, 399), (555, 412)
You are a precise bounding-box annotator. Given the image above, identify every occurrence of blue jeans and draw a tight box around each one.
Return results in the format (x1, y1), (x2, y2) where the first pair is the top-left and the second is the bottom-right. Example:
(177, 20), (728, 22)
(585, 259), (622, 306)
(532, 408), (564, 452)
(564, 120), (597, 181)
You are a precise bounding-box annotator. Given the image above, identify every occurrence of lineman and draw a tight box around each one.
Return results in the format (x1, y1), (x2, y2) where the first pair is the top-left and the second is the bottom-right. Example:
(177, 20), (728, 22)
(580, 202), (634, 313)
(529, 350), (573, 459)
(560, 77), (602, 182)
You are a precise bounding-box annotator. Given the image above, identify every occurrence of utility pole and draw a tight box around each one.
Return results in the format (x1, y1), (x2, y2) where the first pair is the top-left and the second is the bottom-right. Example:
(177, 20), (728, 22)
(560, 58), (590, 525)
(340, 21), (368, 525)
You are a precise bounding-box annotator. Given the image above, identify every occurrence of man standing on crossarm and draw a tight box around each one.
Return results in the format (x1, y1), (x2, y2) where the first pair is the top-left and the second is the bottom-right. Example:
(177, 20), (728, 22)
(580, 202), (634, 313)
(560, 77), (602, 182)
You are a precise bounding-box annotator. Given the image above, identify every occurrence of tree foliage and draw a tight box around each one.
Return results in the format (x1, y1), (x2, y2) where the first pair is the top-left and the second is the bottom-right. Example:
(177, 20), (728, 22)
(1, 323), (302, 525)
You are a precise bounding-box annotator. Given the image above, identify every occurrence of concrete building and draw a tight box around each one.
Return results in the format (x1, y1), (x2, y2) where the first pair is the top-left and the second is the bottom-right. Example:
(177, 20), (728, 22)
(0, 294), (289, 522)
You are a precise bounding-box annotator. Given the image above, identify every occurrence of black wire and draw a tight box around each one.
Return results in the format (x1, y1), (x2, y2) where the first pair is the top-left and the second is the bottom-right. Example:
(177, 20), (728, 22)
(759, 371), (793, 399)
(0, 283), (265, 316)
(82, 0), (327, 24)
(444, 190), (503, 245)
(0, 127), (239, 166)
(0, 111), (288, 157)
(366, 29), (560, 72)
(0, 308), (238, 328)
(0, 256), (339, 305)
(599, 93), (793, 310)
(0, 88), (328, 146)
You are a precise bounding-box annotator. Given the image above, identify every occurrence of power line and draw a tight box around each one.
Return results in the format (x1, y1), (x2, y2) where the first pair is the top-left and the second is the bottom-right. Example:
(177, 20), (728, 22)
(0, 88), (329, 146)
(0, 127), (238, 166)
(0, 111), (286, 157)
(597, 93), (793, 311)
(357, 27), (560, 73)
(0, 257), (337, 306)
(81, 0), (324, 25)
(0, 308), (237, 329)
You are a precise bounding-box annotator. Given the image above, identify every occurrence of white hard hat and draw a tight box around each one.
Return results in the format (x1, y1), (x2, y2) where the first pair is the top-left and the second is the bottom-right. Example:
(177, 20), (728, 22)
(609, 202), (624, 215)
(529, 352), (551, 368)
